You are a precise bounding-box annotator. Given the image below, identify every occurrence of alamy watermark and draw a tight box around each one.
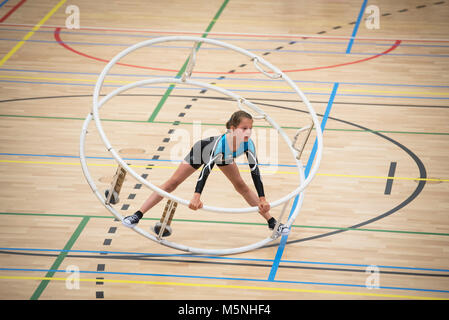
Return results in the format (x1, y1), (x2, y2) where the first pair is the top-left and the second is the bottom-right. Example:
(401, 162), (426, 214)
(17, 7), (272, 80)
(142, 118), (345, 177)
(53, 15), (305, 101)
(365, 5), (380, 30)
(168, 121), (280, 174)
(65, 265), (80, 290)
(65, 5), (80, 29)
(365, 265), (380, 289)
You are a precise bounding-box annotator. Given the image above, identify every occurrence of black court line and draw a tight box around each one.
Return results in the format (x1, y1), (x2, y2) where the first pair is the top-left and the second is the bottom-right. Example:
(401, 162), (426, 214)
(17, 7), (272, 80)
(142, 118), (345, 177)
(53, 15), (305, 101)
(108, 227), (117, 234)
(1, 94), (448, 109)
(0, 93), (429, 248)
(1, 250), (447, 278)
(385, 162), (397, 195)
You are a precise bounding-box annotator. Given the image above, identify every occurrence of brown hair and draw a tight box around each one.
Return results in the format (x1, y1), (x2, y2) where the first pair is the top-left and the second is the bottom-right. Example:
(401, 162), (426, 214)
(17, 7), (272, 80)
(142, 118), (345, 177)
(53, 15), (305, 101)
(226, 110), (252, 129)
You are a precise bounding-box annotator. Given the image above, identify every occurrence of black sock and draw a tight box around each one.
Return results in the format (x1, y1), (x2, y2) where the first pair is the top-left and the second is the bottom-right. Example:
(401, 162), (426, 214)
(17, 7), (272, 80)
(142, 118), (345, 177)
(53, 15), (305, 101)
(267, 217), (276, 229)
(135, 211), (143, 219)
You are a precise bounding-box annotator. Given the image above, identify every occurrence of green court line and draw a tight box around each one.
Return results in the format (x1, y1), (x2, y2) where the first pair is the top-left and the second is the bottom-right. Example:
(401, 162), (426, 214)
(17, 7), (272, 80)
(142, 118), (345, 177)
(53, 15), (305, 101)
(325, 128), (449, 136)
(1, 114), (448, 135)
(2, 212), (448, 238)
(147, 0), (229, 122)
(29, 216), (90, 300)
(152, 120), (449, 136)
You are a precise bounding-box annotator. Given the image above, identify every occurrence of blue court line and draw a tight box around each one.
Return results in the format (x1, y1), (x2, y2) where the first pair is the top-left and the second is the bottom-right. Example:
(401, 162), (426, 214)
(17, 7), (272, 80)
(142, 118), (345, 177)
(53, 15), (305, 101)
(1, 37), (449, 58)
(267, 197), (298, 281)
(1, 266), (448, 294)
(2, 247), (448, 273)
(267, 82), (340, 281)
(1, 79), (448, 100)
(2, 26), (449, 48)
(346, 0), (368, 54)
(2, 67), (449, 88)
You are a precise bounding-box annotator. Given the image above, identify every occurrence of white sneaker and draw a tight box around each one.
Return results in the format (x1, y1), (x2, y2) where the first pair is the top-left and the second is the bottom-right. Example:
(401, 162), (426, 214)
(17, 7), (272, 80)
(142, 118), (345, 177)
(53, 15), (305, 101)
(122, 214), (140, 227)
(278, 224), (290, 235)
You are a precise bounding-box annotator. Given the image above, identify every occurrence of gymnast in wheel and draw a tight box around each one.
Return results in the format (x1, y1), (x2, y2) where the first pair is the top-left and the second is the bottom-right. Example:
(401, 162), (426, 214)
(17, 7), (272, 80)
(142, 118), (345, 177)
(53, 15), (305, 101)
(123, 110), (284, 234)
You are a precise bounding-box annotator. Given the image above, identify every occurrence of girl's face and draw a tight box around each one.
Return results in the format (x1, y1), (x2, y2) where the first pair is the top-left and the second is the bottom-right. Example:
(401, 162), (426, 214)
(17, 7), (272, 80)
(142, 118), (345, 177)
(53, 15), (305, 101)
(231, 117), (253, 142)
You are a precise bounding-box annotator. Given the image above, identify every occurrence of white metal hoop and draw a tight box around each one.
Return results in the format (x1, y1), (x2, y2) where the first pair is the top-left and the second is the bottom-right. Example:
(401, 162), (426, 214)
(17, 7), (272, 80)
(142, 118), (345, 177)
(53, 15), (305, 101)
(79, 36), (322, 255)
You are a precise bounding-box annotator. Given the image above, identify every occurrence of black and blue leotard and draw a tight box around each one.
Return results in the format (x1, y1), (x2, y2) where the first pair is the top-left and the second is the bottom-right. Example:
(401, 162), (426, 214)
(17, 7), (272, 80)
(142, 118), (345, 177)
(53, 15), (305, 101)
(184, 134), (265, 197)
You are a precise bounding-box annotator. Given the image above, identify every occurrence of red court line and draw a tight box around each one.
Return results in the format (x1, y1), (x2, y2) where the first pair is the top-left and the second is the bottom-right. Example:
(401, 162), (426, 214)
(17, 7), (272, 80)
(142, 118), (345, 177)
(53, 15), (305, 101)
(54, 27), (402, 75)
(0, 0), (26, 23)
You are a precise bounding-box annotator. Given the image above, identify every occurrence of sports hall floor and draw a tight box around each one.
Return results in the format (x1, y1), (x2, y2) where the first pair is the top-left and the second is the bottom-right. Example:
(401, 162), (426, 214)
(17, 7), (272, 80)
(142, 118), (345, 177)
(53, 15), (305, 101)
(0, 0), (448, 300)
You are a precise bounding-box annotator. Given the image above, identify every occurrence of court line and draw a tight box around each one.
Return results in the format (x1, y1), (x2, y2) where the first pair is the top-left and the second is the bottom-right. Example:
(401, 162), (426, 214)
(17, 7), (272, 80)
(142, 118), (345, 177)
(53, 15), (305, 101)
(1, 211), (449, 238)
(0, 28), (449, 58)
(2, 77), (449, 100)
(346, 0), (368, 54)
(2, 246), (449, 272)
(0, 275), (446, 300)
(0, 0), (66, 66)
(1, 74), (449, 97)
(268, 82), (339, 281)
(2, 78), (449, 100)
(215, 83), (449, 96)
(4, 249), (449, 279)
(2, 67), (449, 88)
(29, 216), (89, 300)
(1, 159), (447, 183)
(3, 266), (449, 296)
(1, 108), (449, 133)
(1, 93), (449, 130)
(0, 26), (436, 47)
(1, 26), (445, 48)
(2, 36), (449, 58)
(2, 22), (449, 42)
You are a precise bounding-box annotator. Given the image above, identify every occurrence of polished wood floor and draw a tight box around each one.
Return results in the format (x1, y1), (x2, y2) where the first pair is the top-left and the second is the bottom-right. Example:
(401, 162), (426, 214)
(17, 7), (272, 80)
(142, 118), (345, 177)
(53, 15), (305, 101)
(0, 0), (448, 300)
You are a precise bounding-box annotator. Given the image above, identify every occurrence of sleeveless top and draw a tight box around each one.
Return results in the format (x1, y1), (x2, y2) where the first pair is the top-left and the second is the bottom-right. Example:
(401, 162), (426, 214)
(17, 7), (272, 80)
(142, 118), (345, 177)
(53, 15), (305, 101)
(184, 134), (265, 197)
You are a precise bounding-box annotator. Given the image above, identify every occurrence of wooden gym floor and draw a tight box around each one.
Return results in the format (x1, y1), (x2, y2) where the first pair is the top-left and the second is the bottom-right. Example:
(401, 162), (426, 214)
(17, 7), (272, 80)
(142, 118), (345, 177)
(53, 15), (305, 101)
(0, 0), (448, 300)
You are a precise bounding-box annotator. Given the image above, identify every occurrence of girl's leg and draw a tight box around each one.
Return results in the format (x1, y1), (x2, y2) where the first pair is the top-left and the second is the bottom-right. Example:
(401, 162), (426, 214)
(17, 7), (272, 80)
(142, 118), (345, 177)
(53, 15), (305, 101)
(218, 163), (272, 221)
(139, 161), (197, 214)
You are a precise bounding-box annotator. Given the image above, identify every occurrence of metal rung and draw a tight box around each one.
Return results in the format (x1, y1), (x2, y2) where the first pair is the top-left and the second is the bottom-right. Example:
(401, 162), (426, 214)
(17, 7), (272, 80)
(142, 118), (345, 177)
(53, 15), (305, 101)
(181, 42), (199, 82)
(292, 120), (314, 160)
(157, 200), (178, 240)
(253, 57), (282, 79)
(105, 165), (126, 205)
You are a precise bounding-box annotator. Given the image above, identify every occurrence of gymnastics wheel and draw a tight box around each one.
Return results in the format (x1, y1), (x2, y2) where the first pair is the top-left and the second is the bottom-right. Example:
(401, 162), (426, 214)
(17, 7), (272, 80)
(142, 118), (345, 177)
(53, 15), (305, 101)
(79, 36), (323, 255)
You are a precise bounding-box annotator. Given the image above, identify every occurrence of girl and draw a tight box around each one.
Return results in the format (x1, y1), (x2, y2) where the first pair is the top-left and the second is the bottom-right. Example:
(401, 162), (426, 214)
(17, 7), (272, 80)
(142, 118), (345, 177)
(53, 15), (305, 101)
(123, 110), (284, 236)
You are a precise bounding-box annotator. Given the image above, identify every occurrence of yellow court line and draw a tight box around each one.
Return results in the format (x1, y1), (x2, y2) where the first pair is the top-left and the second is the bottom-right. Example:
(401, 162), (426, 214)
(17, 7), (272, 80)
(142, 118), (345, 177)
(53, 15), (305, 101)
(0, 73), (448, 97)
(0, 0), (67, 67)
(316, 172), (449, 183)
(0, 276), (446, 300)
(1, 159), (448, 183)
